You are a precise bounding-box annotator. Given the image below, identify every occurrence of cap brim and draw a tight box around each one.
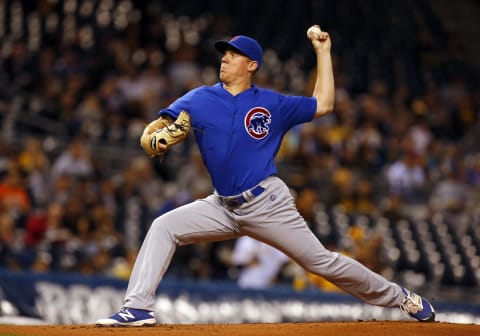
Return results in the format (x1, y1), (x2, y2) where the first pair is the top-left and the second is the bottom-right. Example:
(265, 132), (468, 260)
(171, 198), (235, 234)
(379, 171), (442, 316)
(214, 41), (247, 57)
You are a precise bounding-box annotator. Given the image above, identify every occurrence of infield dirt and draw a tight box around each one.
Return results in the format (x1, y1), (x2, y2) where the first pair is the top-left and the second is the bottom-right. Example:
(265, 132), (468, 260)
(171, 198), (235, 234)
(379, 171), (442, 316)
(0, 321), (479, 336)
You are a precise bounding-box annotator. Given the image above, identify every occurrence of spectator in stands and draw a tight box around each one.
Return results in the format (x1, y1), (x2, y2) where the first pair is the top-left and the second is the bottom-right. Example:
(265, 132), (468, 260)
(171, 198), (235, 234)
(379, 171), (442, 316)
(424, 139), (445, 183)
(30, 251), (52, 273)
(167, 41), (203, 94)
(111, 161), (151, 254)
(381, 194), (405, 224)
(17, 136), (50, 208)
(327, 167), (354, 210)
(50, 137), (94, 185)
(89, 201), (123, 253)
(0, 160), (31, 226)
(385, 148), (426, 204)
(351, 178), (376, 216)
(37, 202), (71, 271)
(227, 236), (289, 289)
(2, 40), (35, 92)
(0, 141), (12, 177)
(127, 157), (166, 214)
(348, 113), (386, 176)
(348, 224), (387, 275)
(175, 148), (211, 196)
(74, 93), (106, 141)
(0, 212), (18, 269)
(429, 163), (470, 213)
(295, 188), (321, 227)
(48, 174), (74, 205)
(408, 114), (432, 156)
(465, 154), (480, 187)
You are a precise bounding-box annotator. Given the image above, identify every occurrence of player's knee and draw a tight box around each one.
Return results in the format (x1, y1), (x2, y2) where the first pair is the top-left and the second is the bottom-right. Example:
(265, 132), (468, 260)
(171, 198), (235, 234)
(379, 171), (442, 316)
(150, 216), (175, 239)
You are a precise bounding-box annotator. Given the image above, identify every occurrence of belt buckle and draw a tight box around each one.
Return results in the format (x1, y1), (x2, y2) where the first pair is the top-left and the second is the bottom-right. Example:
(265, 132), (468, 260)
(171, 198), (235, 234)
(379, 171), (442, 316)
(219, 185), (265, 209)
(225, 198), (242, 208)
(219, 195), (243, 209)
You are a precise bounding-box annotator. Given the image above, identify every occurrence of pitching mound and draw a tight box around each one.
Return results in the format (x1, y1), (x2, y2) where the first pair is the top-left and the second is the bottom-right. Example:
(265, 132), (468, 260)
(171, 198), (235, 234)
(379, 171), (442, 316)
(0, 321), (479, 336)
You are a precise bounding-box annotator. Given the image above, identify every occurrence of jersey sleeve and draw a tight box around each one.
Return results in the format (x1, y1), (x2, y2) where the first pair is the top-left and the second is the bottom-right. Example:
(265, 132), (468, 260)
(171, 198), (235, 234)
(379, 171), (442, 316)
(157, 86), (203, 118)
(278, 94), (317, 130)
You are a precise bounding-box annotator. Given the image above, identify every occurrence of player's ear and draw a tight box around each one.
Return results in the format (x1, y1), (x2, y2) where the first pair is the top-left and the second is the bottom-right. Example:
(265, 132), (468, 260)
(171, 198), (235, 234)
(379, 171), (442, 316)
(248, 60), (259, 73)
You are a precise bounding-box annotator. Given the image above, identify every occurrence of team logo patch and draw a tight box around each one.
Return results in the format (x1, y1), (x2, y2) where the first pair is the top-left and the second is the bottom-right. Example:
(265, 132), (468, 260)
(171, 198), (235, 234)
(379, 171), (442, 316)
(244, 107), (271, 139)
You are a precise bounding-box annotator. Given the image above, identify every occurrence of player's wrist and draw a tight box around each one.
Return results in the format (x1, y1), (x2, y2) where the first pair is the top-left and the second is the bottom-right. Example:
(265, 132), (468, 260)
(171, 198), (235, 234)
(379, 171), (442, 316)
(314, 47), (331, 55)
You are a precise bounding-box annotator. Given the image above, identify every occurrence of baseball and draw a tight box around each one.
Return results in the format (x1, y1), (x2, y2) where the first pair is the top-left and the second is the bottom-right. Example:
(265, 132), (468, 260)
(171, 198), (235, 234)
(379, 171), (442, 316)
(307, 25), (322, 39)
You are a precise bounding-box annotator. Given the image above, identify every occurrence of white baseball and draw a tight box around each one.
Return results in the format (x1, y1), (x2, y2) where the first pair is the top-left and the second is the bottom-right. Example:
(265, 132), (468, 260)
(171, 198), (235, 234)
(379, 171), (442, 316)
(307, 25), (322, 39)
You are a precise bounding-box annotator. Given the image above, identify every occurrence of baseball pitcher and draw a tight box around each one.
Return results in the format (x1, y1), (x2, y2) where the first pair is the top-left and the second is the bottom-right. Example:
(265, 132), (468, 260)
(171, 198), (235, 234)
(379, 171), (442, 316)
(96, 25), (435, 326)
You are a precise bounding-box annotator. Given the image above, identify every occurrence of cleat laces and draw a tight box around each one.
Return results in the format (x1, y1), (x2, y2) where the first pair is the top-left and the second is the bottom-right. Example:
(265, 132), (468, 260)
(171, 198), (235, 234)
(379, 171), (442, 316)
(400, 291), (423, 315)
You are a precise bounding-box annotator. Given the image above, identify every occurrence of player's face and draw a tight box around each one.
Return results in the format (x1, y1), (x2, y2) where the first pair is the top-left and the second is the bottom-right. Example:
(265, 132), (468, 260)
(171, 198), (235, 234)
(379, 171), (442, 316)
(219, 49), (255, 83)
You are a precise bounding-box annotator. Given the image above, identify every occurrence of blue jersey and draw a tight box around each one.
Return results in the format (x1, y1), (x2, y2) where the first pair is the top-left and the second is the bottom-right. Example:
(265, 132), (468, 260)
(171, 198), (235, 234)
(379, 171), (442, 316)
(158, 83), (316, 196)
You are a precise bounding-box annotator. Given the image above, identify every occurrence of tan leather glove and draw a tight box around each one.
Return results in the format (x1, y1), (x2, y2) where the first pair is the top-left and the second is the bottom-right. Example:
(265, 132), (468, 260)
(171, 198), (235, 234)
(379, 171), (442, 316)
(140, 110), (191, 157)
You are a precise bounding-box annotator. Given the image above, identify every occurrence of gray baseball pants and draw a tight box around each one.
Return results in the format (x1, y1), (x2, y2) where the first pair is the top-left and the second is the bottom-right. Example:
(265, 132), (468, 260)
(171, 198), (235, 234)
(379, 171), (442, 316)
(124, 176), (404, 311)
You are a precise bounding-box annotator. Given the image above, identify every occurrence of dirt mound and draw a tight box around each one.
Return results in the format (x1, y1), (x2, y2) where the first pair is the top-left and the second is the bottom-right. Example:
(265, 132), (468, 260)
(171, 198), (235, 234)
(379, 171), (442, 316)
(0, 321), (478, 336)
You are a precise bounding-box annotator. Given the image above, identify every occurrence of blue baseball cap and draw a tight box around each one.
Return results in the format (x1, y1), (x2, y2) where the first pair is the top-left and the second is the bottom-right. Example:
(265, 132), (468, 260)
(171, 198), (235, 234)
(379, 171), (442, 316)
(214, 35), (263, 69)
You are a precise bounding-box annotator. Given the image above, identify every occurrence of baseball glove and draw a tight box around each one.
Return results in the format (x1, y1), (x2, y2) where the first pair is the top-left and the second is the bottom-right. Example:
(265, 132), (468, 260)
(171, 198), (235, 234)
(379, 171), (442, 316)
(140, 110), (191, 157)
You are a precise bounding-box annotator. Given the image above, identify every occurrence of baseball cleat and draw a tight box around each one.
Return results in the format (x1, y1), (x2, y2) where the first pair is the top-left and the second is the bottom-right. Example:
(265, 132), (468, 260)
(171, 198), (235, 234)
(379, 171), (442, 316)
(96, 307), (157, 327)
(399, 287), (435, 322)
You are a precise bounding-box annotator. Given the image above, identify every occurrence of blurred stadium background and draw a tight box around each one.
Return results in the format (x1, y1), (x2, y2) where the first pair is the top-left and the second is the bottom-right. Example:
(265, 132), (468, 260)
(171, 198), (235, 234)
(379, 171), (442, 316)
(0, 0), (480, 325)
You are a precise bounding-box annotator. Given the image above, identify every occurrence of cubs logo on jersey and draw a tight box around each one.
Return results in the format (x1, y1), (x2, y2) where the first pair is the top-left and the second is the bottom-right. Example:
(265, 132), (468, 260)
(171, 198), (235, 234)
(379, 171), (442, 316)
(244, 107), (271, 139)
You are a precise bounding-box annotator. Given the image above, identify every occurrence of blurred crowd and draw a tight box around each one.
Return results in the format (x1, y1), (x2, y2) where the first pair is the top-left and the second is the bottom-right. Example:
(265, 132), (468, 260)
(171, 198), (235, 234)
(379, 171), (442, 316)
(0, 1), (479, 289)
